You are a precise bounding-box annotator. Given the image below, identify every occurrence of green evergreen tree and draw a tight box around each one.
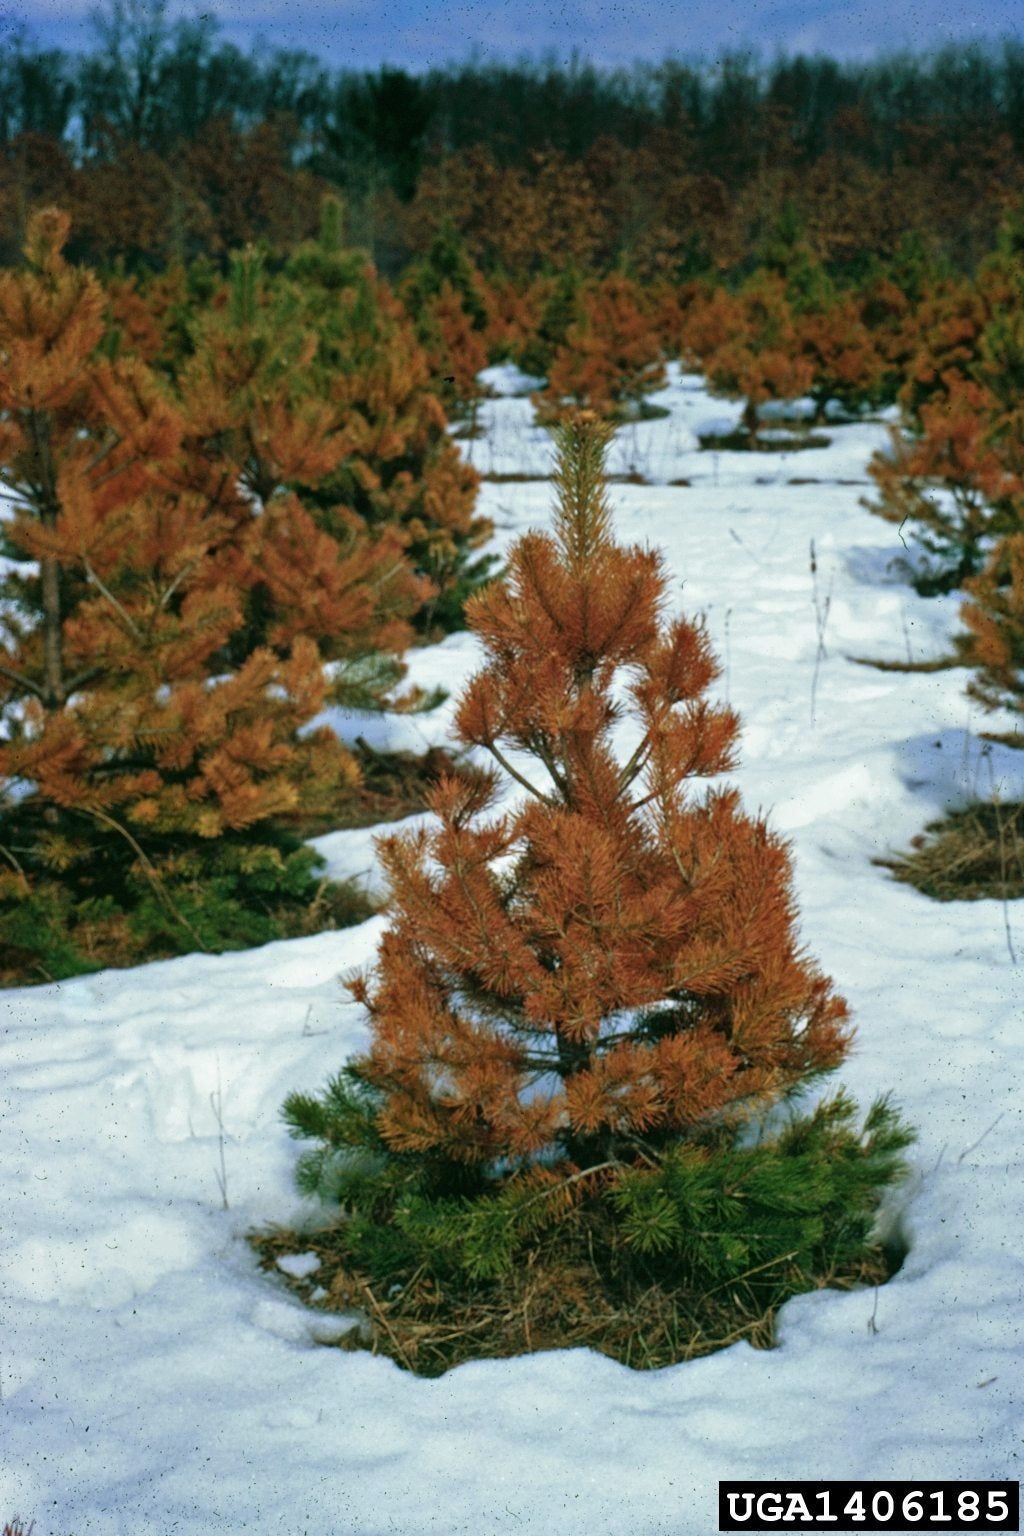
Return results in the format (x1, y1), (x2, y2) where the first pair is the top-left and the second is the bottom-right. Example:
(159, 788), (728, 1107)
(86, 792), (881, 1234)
(518, 264), (584, 378)
(400, 217), (489, 331)
(281, 202), (496, 635)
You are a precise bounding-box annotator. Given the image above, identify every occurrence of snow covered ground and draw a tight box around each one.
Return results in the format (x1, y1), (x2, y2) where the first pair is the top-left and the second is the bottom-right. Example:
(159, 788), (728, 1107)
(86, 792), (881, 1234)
(2, 365), (1022, 1535)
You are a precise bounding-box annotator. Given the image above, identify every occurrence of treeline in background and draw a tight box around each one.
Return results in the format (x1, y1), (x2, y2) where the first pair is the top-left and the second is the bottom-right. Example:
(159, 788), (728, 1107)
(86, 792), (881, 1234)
(4, 0), (1024, 277)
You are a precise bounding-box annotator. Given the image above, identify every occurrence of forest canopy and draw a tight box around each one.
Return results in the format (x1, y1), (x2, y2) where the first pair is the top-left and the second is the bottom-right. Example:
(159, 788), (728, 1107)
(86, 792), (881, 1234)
(3, 2), (1024, 277)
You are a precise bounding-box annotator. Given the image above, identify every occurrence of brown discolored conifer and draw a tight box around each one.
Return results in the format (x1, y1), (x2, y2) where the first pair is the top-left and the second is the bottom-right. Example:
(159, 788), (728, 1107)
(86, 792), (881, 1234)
(414, 281), (490, 424)
(865, 371), (1023, 590)
(535, 275), (666, 424)
(695, 274), (815, 444)
(345, 414), (852, 1172)
(957, 533), (1024, 739)
(793, 293), (886, 422)
(0, 211), (391, 976)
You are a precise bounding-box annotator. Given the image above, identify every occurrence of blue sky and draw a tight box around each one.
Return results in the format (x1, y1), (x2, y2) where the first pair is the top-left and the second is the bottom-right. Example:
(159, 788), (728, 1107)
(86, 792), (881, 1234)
(4, 0), (1023, 70)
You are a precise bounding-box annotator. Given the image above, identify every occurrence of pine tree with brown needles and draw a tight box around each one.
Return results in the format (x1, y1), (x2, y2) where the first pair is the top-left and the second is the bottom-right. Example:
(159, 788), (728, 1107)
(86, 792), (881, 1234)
(957, 533), (1024, 743)
(535, 275), (666, 425)
(685, 275), (815, 445)
(0, 211), (377, 981)
(282, 202), (494, 638)
(282, 415), (914, 1369)
(414, 281), (489, 426)
(864, 372), (1023, 593)
(170, 243), (431, 697)
(713, 275), (816, 444)
(793, 291), (886, 423)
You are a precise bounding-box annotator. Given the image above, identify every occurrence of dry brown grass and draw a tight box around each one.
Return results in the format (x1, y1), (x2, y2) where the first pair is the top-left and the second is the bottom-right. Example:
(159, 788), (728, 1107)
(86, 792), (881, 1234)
(480, 471), (553, 483)
(697, 429), (831, 453)
(248, 1218), (894, 1379)
(876, 799), (1024, 901)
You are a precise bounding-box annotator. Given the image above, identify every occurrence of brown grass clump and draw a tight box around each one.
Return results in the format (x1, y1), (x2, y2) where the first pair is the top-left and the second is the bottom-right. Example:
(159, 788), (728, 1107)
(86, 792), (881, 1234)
(249, 1216), (896, 1379)
(696, 428), (831, 453)
(479, 472), (553, 482)
(876, 799), (1024, 901)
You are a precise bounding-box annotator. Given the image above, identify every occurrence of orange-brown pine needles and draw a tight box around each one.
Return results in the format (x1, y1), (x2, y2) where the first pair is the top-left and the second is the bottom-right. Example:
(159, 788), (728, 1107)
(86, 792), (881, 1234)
(346, 414), (852, 1175)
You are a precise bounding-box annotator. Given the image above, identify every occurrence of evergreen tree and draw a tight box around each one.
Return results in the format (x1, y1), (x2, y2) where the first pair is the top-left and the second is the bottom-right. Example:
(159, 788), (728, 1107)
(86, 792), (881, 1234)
(752, 200), (830, 313)
(864, 373), (1022, 591)
(536, 274), (666, 423)
(282, 416), (914, 1368)
(865, 225), (1024, 592)
(958, 532), (1024, 742)
(646, 276), (707, 364)
(793, 291), (886, 422)
(399, 217), (489, 332)
(857, 236), (956, 406)
(897, 275), (989, 425)
(414, 281), (489, 422)
(480, 271), (541, 366)
(281, 200), (496, 635)
(698, 273), (815, 443)
(0, 209), (376, 980)
(172, 241), (431, 694)
(517, 265), (584, 379)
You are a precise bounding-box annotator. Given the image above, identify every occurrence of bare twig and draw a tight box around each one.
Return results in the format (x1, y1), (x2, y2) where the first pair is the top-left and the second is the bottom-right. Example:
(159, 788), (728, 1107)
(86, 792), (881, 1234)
(0, 660), (44, 699)
(984, 750), (1017, 965)
(210, 1056), (229, 1210)
(159, 554), (204, 610)
(809, 539), (834, 727)
(698, 1248), (801, 1302)
(64, 664), (106, 695)
(0, 841), (30, 893)
(900, 602), (914, 666)
(486, 741), (556, 805)
(358, 1279), (414, 1371)
(300, 1002), (329, 1038)
(957, 1112), (1005, 1166)
(728, 527), (763, 566)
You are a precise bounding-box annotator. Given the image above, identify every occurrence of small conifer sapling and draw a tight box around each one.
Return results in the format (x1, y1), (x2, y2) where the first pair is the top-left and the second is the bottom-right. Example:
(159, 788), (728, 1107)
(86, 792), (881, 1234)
(282, 416), (915, 1371)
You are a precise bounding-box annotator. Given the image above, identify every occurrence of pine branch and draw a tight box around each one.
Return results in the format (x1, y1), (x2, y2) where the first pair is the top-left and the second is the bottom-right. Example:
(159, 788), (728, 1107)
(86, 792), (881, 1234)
(158, 556), (204, 610)
(84, 429), (125, 478)
(84, 805), (210, 952)
(617, 723), (658, 795)
(514, 1159), (620, 1213)
(83, 558), (143, 641)
(0, 660), (44, 699)
(0, 841), (31, 892)
(64, 664), (107, 695)
(485, 740), (556, 805)
(527, 733), (571, 798)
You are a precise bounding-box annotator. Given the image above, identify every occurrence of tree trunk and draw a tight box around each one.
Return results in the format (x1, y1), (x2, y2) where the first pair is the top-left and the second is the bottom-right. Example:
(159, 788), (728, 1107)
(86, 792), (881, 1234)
(28, 410), (66, 711)
(41, 554), (65, 710)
